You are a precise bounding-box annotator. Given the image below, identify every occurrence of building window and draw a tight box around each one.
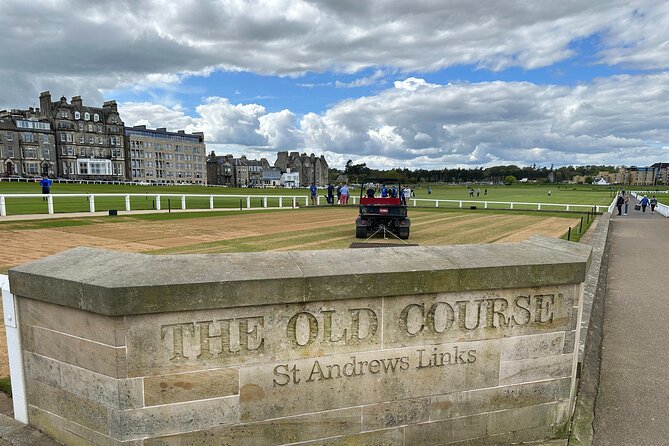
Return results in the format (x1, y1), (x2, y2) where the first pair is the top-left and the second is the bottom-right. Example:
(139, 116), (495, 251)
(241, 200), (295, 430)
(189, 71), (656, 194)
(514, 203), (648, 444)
(79, 135), (85, 143)
(84, 112), (90, 121)
(60, 111), (68, 118)
(5, 131), (12, 141)
(93, 113), (99, 122)
(78, 122), (84, 131)
(88, 123), (94, 132)
(4, 147), (14, 157)
(42, 148), (51, 160)
(60, 133), (67, 142)
(21, 133), (35, 143)
(42, 134), (49, 143)
(75, 111), (81, 120)
(26, 162), (38, 175)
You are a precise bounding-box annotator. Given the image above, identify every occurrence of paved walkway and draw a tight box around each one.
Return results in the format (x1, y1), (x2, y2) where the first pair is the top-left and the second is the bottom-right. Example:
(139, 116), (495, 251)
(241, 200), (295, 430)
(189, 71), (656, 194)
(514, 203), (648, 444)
(593, 198), (669, 445)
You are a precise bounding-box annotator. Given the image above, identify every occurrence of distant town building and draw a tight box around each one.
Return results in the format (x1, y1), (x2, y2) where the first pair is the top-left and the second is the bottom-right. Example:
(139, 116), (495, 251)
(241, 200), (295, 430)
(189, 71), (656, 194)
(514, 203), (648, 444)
(0, 108), (56, 178)
(38, 92), (126, 180)
(125, 125), (206, 184)
(275, 151), (328, 186)
(281, 169), (300, 188)
(262, 166), (282, 187)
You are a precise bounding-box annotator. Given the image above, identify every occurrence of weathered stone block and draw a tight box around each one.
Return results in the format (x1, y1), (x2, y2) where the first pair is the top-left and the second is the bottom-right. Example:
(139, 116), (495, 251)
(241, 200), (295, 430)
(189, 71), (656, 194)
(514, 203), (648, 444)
(501, 332), (565, 361)
(29, 405), (128, 446)
(362, 397), (430, 430)
(22, 324), (127, 378)
(239, 340), (500, 422)
(143, 407), (362, 446)
(27, 379), (110, 434)
(294, 427), (404, 445)
(144, 368), (238, 406)
(430, 378), (571, 420)
(405, 413), (488, 445)
(499, 354), (573, 386)
(19, 297), (125, 346)
(486, 401), (569, 435)
(110, 395), (239, 440)
(23, 352), (62, 388)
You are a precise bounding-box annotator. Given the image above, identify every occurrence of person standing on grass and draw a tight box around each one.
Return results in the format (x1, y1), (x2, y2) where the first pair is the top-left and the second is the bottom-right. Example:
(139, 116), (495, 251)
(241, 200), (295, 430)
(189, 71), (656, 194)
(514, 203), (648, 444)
(615, 193), (624, 216)
(310, 183), (318, 205)
(623, 193), (630, 215)
(326, 183), (334, 205)
(336, 184), (342, 204)
(640, 195), (650, 213)
(339, 183), (349, 205)
(650, 195), (658, 214)
(40, 175), (52, 201)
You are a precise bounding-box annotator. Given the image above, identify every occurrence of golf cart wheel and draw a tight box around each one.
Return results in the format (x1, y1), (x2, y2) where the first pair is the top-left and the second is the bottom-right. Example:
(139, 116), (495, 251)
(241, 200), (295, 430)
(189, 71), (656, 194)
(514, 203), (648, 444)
(355, 226), (368, 238)
(398, 228), (410, 239)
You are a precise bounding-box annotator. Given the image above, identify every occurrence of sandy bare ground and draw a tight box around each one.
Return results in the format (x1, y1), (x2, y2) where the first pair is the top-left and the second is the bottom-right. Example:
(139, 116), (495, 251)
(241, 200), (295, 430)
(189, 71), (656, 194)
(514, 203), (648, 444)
(0, 208), (579, 377)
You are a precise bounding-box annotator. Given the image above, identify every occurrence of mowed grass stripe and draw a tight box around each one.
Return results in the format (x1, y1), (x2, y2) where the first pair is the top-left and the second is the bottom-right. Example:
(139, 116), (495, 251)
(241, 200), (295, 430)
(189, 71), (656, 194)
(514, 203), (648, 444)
(148, 212), (577, 255)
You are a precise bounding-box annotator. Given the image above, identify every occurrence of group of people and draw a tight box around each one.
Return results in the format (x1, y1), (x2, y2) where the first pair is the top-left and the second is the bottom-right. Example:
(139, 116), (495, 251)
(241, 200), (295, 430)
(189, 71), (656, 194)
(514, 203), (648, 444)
(468, 187), (487, 197)
(313, 183), (350, 205)
(615, 190), (659, 216)
(364, 184), (414, 204)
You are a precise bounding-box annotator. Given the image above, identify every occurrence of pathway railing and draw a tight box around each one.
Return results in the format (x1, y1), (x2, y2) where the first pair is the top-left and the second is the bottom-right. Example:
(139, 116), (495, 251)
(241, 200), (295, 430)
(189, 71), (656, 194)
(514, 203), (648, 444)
(409, 198), (606, 212)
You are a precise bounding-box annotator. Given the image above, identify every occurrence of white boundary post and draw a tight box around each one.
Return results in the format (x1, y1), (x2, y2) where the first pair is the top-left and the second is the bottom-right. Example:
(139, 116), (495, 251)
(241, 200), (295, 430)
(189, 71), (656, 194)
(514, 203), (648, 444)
(0, 196), (5, 217)
(88, 195), (95, 213)
(125, 195), (131, 211)
(156, 195), (161, 210)
(209, 195), (214, 210)
(263, 196), (268, 208)
(279, 196), (283, 208)
(246, 196), (251, 209)
(181, 195), (186, 210)
(47, 195), (54, 214)
(1, 275), (28, 424)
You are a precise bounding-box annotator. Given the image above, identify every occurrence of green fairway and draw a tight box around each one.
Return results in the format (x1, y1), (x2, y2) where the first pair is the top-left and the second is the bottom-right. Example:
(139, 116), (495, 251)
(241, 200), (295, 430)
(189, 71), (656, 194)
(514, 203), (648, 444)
(0, 181), (627, 216)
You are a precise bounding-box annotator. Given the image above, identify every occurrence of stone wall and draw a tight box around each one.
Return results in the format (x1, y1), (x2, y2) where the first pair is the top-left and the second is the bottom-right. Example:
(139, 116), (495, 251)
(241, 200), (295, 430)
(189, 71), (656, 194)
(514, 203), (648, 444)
(8, 236), (590, 445)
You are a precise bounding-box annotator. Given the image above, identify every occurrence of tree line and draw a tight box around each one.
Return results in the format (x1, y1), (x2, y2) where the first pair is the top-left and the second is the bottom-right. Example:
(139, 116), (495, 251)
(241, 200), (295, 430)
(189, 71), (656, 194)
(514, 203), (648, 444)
(331, 160), (616, 184)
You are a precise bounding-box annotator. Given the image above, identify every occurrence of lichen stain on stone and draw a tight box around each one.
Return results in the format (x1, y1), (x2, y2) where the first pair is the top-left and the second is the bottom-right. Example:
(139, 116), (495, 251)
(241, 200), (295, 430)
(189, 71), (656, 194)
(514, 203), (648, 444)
(173, 381), (194, 390)
(240, 384), (265, 403)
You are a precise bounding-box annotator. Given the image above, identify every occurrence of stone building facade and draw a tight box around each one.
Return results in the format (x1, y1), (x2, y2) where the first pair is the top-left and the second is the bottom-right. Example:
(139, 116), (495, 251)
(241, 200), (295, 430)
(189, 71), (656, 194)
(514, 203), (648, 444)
(0, 109), (56, 178)
(207, 153), (272, 187)
(274, 151), (328, 186)
(37, 92), (126, 180)
(125, 125), (206, 184)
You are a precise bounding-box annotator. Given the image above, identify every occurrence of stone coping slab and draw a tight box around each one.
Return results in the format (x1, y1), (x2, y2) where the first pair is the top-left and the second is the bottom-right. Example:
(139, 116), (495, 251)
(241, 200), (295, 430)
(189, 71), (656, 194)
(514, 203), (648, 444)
(8, 235), (591, 317)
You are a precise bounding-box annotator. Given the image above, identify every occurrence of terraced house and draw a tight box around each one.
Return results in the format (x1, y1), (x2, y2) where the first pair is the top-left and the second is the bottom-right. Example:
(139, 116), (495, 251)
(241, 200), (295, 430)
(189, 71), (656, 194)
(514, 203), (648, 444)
(0, 108), (56, 178)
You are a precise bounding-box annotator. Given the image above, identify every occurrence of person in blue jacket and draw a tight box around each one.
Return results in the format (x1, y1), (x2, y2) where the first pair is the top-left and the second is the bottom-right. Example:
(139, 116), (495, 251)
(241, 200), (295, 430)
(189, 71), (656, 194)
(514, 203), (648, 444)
(640, 195), (650, 213)
(310, 183), (318, 205)
(40, 176), (52, 201)
(380, 185), (388, 198)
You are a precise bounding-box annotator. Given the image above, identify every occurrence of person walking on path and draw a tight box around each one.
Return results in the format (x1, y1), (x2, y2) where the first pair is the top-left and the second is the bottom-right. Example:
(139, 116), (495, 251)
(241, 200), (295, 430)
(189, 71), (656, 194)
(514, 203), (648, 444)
(650, 195), (658, 214)
(640, 194), (650, 212)
(339, 184), (349, 205)
(40, 176), (52, 201)
(623, 193), (630, 215)
(615, 193), (624, 216)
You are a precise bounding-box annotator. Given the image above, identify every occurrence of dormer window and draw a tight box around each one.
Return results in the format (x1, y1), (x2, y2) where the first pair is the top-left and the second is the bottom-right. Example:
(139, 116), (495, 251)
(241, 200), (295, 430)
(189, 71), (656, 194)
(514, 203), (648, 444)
(74, 111), (81, 120)
(84, 112), (90, 121)
(93, 113), (99, 122)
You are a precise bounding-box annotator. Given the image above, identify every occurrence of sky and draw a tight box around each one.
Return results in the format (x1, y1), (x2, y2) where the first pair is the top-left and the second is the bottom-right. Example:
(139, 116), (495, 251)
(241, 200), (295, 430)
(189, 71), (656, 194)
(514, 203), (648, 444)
(1, 0), (669, 170)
